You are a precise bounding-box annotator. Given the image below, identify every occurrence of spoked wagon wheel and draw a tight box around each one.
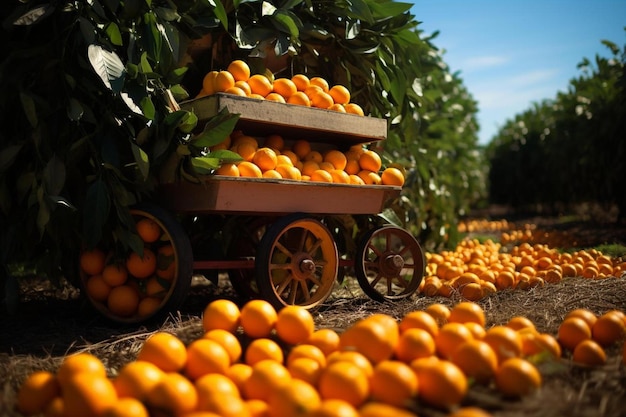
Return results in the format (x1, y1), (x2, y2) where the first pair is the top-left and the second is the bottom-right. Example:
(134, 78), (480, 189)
(226, 216), (275, 301)
(80, 202), (193, 323)
(256, 213), (338, 310)
(355, 225), (425, 302)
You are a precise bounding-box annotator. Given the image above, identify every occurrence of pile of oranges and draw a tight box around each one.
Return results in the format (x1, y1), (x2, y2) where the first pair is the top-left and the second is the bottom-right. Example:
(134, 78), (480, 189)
(16, 299), (626, 417)
(79, 217), (176, 320)
(420, 238), (626, 301)
(196, 60), (365, 116)
(211, 130), (405, 186)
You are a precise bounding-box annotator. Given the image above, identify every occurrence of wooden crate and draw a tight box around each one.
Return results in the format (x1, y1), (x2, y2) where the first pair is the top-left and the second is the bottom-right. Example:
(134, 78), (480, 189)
(180, 94), (388, 145)
(157, 177), (401, 215)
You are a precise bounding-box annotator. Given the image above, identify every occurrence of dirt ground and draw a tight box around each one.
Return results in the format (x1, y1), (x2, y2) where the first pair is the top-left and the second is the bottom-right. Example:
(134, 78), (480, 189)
(1, 215), (626, 417)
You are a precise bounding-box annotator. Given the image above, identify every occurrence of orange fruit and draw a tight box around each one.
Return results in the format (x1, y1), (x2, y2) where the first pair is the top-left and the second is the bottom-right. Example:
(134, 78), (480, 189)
(310, 90), (334, 109)
(495, 271), (516, 290)
(202, 71), (219, 95)
(410, 358), (467, 409)
(196, 394), (250, 416)
(292, 139), (312, 159)
(265, 92), (286, 103)
(565, 308), (597, 329)
(224, 86), (248, 97)
(275, 164), (302, 180)
(399, 310), (439, 338)
(434, 322), (474, 359)
(506, 316), (537, 333)
(85, 274), (111, 302)
(591, 311), (625, 346)
(323, 150), (347, 171)
(225, 363), (253, 395)
(112, 360), (164, 400)
(359, 402), (416, 417)
(329, 169), (350, 184)
(203, 329), (242, 363)
(344, 159), (360, 175)
(310, 169), (333, 183)
(339, 318), (396, 364)
(273, 78), (297, 99)
(228, 60), (251, 82)
(214, 70), (236, 92)
(17, 371), (60, 416)
(235, 143), (257, 162)
(301, 160), (320, 177)
(287, 91), (311, 106)
(358, 150), (382, 172)
(145, 276), (168, 297)
(380, 167), (405, 186)
(291, 74), (310, 91)
(195, 372), (240, 401)
(483, 325), (523, 363)
(369, 360), (418, 407)
(80, 248), (106, 276)
(448, 407), (493, 417)
(344, 103), (364, 116)
(63, 373), (117, 417)
(146, 372), (198, 415)
(307, 399), (358, 417)
(156, 244), (176, 280)
(425, 303), (451, 325)
(287, 356), (323, 386)
(253, 147), (278, 171)
(137, 332), (187, 372)
(268, 379), (321, 417)
(329, 103), (346, 112)
(450, 340), (498, 384)
(464, 322), (487, 339)
(328, 85), (350, 105)
(494, 357), (541, 397)
(244, 360), (291, 401)
(326, 351), (373, 378)
(448, 302), (486, 327)
(103, 398), (149, 417)
(307, 328), (340, 356)
(245, 338), (284, 365)
(275, 305), (315, 345)
(348, 174), (365, 185)
(107, 284), (140, 317)
(238, 161), (263, 178)
(309, 77), (329, 92)
(572, 339), (606, 366)
(136, 218), (161, 243)
(185, 338), (231, 380)
(318, 161), (335, 172)
(264, 134), (285, 151)
(558, 317), (592, 351)
(286, 344), (327, 367)
(202, 299), (241, 333)
(125, 248), (156, 279)
(235, 80), (252, 96)
(356, 170), (381, 185)
(248, 74), (273, 97)
(240, 299), (278, 338)
(318, 361), (369, 408)
(276, 155), (294, 167)
(394, 328), (436, 363)
(56, 353), (107, 387)
(216, 164), (239, 179)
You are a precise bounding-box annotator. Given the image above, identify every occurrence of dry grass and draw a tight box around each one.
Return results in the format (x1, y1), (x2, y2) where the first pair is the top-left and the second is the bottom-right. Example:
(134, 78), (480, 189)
(2, 273), (625, 417)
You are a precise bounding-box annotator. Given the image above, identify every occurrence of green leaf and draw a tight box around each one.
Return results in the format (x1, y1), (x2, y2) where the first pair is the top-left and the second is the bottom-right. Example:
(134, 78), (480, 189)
(87, 44), (125, 92)
(192, 110), (240, 148)
(67, 98), (84, 121)
(0, 144), (23, 173)
(83, 180), (110, 248)
(191, 156), (221, 173)
(179, 112), (198, 133)
(106, 22), (123, 46)
(346, 0), (374, 24)
(143, 12), (163, 63)
(368, 1), (412, 19)
(212, 0), (228, 30)
(209, 149), (243, 163)
(273, 11), (300, 38)
(131, 144), (150, 181)
(139, 51), (154, 74)
(140, 96), (156, 120)
(170, 84), (189, 101)
(43, 154), (66, 196)
(19, 92), (38, 128)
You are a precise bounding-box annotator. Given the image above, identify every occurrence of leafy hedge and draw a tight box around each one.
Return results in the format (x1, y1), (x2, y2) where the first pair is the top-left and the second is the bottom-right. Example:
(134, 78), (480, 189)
(0, 0), (484, 310)
(486, 34), (626, 219)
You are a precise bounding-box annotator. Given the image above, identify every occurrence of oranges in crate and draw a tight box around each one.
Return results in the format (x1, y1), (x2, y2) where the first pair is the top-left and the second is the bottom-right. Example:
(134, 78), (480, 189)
(80, 214), (179, 321)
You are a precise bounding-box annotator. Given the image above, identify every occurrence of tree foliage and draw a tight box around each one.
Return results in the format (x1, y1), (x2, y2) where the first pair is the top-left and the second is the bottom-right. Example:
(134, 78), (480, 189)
(486, 33), (626, 219)
(0, 0), (484, 309)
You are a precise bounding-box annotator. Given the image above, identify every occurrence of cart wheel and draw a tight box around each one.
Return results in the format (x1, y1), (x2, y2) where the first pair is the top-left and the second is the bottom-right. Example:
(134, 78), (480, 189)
(355, 225), (425, 302)
(80, 202), (193, 323)
(256, 213), (338, 310)
(226, 216), (275, 300)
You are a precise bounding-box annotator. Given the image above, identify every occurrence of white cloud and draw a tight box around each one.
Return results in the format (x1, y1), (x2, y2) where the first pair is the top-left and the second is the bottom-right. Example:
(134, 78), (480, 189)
(508, 69), (560, 87)
(460, 55), (510, 71)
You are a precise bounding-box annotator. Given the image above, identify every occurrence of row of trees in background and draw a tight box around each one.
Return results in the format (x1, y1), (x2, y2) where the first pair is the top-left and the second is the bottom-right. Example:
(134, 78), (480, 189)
(486, 34), (626, 220)
(0, 0), (485, 306)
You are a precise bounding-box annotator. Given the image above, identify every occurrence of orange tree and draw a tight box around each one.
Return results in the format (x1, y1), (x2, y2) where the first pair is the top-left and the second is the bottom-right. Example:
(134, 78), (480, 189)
(486, 35), (626, 218)
(0, 0), (484, 310)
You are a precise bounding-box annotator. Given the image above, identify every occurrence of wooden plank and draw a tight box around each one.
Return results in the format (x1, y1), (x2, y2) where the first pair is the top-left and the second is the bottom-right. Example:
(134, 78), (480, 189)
(180, 94), (388, 145)
(157, 177), (401, 215)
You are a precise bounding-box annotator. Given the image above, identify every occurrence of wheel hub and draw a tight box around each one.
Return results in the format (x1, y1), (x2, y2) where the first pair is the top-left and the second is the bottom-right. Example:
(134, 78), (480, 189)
(292, 252), (316, 281)
(380, 253), (404, 277)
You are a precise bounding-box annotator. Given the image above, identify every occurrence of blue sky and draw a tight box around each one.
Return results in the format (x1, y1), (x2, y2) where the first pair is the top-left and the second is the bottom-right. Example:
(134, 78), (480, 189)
(410, 0), (626, 144)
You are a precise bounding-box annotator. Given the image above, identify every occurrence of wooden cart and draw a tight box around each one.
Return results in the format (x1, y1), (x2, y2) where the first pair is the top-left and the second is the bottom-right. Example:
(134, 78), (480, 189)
(84, 94), (426, 323)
